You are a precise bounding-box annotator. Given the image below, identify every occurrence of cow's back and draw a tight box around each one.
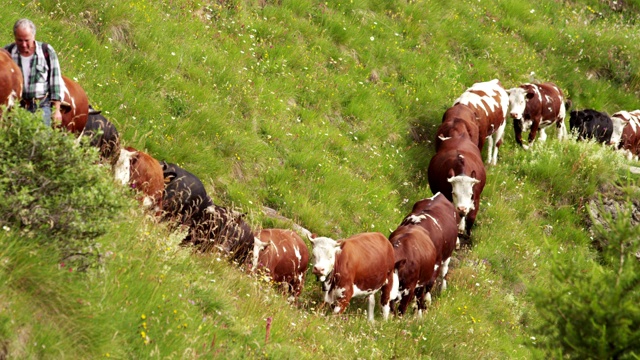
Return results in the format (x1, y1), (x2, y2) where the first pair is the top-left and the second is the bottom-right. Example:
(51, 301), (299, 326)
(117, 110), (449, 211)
(0, 49), (22, 114)
(436, 104), (480, 151)
(255, 229), (309, 284)
(529, 82), (565, 121)
(336, 232), (394, 288)
(60, 76), (89, 133)
(127, 147), (164, 211)
(454, 79), (509, 140)
(406, 194), (458, 260)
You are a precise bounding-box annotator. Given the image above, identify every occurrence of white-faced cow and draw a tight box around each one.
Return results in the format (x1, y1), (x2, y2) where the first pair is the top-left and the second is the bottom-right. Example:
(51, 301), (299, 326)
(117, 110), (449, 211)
(452, 79), (509, 165)
(114, 147), (164, 215)
(396, 192), (459, 299)
(507, 82), (568, 150)
(310, 232), (400, 322)
(0, 49), (22, 115)
(610, 110), (640, 160)
(250, 229), (310, 300)
(81, 105), (121, 166)
(388, 225), (436, 317)
(428, 132), (486, 237)
(569, 109), (613, 144)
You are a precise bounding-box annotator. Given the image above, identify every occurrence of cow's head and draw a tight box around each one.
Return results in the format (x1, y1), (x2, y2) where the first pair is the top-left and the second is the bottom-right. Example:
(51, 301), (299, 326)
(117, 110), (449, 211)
(114, 148), (136, 185)
(447, 168), (480, 218)
(507, 86), (535, 131)
(308, 234), (340, 282)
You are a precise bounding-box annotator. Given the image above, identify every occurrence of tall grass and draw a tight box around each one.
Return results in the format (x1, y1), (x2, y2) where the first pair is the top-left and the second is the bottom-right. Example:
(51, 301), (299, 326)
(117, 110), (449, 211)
(1, 0), (640, 358)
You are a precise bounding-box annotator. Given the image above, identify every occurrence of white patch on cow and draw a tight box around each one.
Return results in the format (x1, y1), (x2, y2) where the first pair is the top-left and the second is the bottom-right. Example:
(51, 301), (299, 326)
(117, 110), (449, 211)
(326, 286), (345, 304)
(7, 90), (17, 109)
(293, 245), (302, 262)
(438, 134), (451, 142)
(448, 174), (480, 217)
(333, 305), (342, 314)
(610, 111), (632, 146)
(310, 236), (340, 281)
(454, 79), (503, 117)
(382, 303), (390, 321)
(390, 270), (400, 301)
(114, 148), (135, 185)
(434, 264), (440, 273)
(425, 213), (441, 230)
(417, 308), (423, 318)
(251, 237), (269, 270)
(456, 236), (461, 249)
(507, 85), (529, 121)
(441, 257), (451, 291)
(458, 216), (467, 233)
(142, 196), (154, 209)
(406, 214), (425, 224)
(426, 291), (432, 305)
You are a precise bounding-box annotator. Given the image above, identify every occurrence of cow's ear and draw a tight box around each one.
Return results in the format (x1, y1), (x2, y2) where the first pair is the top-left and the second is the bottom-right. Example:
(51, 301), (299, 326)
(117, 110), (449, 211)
(160, 161), (169, 171)
(471, 170), (476, 178)
(164, 171), (177, 183)
(448, 168), (455, 178)
(307, 233), (316, 243)
(526, 91), (535, 100)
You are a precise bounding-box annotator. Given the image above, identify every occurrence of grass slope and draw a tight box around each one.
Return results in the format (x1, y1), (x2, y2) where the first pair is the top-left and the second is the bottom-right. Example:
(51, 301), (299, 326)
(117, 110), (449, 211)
(1, 0), (640, 358)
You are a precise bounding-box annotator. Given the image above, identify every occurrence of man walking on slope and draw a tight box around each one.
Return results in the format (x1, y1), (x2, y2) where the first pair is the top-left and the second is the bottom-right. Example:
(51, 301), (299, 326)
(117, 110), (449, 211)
(4, 18), (64, 126)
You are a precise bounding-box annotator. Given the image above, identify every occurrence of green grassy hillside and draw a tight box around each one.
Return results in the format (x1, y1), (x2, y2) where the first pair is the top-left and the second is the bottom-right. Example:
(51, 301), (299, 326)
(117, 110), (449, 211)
(2, 0), (640, 358)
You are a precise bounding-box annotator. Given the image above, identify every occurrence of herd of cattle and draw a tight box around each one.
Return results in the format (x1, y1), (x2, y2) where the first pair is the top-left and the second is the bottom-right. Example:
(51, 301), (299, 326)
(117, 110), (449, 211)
(3, 47), (640, 321)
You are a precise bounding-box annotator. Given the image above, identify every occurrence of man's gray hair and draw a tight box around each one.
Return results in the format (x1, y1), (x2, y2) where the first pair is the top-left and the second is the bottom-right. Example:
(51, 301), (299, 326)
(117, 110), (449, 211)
(13, 19), (36, 36)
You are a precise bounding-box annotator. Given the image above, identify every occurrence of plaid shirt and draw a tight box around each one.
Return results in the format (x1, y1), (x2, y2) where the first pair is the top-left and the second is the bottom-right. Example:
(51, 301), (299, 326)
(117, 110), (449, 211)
(4, 41), (63, 102)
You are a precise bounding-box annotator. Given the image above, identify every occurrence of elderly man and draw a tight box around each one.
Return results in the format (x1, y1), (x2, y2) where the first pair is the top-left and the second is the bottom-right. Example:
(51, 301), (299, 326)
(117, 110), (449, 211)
(4, 19), (63, 126)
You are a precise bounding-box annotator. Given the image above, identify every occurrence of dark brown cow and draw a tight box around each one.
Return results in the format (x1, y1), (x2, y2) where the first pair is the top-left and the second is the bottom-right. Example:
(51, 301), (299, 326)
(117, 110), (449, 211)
(81, 105), (121, 166)
(114, 146), (164, 215)
(185, 202), (255, 264)
(507, 82), (568, 150)
(249, 229), (310, 299)
(310, 232), (400, 322)
(453, 79), (509, 165)
(428, 132), (486, 237)
(610, 110), (640, 160)
(395, 192), (459, 303)
(388, 225), (436, 316)
(58, 75), (89, 133)
(435, 104), (480, 152)
(0, 49), (22, 115)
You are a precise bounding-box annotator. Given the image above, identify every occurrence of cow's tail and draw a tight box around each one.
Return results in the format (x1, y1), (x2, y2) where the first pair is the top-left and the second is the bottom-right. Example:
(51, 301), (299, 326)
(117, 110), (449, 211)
(390, 259), (406, 301)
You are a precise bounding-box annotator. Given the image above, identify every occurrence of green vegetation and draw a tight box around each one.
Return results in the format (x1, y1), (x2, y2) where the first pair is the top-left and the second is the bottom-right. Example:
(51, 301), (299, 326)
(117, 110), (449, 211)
(1, 0), (640, 358)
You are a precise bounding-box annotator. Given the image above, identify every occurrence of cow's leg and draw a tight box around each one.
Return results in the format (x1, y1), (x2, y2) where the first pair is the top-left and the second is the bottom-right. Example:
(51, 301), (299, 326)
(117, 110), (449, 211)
(528, 121), (541, 147)
(513, 120), (525, 148)
(380, 274), (395, 321)
(440, 257), (451, 291)
(398, 285), (416, 316)
(367, 294), (376, 321)
(458, 216), (467, 234)
(485, 135), (494, 165)
(415, 287), (428, 318)
(557, 119), (568, 140)
(489, 122), (506, 165)
(333, 287), (353, 315)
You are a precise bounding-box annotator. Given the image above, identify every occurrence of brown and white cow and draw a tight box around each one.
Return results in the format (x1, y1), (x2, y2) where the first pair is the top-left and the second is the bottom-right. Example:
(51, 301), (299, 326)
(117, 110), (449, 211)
(58, 75), (89, 133)
(609, 110), (640, 160)
(428, 132), (486, 237)
(396, 192), (459, 301)
(0, 49), (22, 115)
(507, 82), (568, 150)
(452, 79), (509, 165)
(310, 232), (400, 322)
(388, 225), (437, 317)
(114, 147), (164, 215)
(249, 229), (310, 300)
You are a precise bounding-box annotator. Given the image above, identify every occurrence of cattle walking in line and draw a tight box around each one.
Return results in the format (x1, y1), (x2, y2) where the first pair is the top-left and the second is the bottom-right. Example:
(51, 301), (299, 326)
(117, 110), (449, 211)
(452, 79), (510, 165)
(507, 82), (569, 150)
(610, 110), (640, 161)
(388, 225), (437, 317)
(249, 229), (310, 300)
(428, 130), (486, 237)
(114, 147), (164, 215)
(310, 232), (401, 322)
(58, 75), (89, 133)
(81, 105), (121, 166)
(396, 192), (459, 298)
(0, 49), (22, 115)
(569, 109), (613, 144)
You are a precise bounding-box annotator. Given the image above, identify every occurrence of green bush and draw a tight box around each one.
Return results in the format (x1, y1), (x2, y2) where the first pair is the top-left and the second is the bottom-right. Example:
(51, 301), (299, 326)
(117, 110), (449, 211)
(530, 198), (640, 359)
(0, 108), (127, 265)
